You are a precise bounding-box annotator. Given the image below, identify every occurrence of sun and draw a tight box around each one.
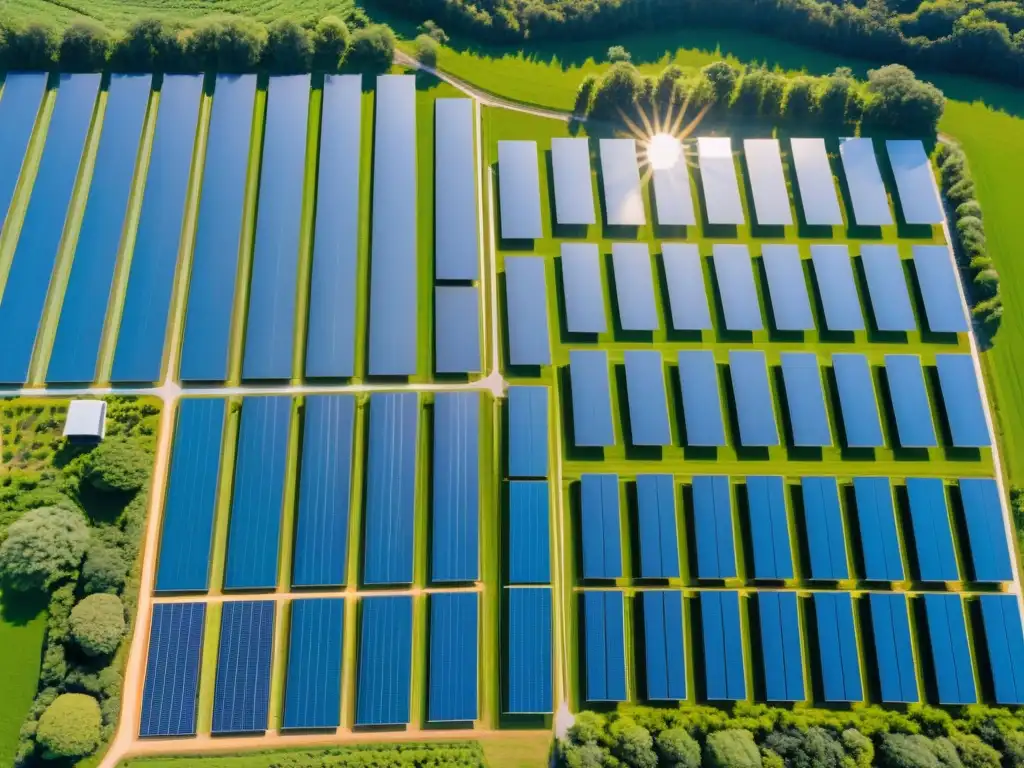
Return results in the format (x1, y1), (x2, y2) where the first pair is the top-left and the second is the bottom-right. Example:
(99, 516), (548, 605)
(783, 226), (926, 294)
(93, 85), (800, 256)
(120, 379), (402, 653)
(645, 132), (682, 170)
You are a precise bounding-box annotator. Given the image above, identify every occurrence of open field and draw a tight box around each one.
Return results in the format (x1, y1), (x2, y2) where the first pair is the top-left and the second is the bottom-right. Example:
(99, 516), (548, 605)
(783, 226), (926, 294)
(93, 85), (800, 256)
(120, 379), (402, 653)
(0, 591), (46, 767)
(1, 0), (356, 27)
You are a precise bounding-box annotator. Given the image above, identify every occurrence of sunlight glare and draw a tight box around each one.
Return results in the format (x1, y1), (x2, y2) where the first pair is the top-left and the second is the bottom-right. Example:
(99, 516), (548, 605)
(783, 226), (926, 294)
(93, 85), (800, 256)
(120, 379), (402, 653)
(646, 132), (682, 170)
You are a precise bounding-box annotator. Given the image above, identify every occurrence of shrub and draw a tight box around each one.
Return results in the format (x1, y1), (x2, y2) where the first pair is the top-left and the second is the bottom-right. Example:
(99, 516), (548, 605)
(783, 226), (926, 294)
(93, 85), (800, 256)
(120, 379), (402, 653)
(418, 19), (449, 43)
(69, 593), (126, 657)
(760, 71), (786, 116)
(843, 729), (875, 768)
(0, 506), (88, 591)
(80, 540), (129, 595)
(656, 727), (701, 768)
(705, 729), (762, 768)
(346, 24), (396, 73)
(702, 60), (739, 106)
(1, 20), (59, 70)
(784, 76), (818, 121)
(84, 438), (150, 493)
(879, 734), (942, 768)
(817, 68), (858, 124)
(956, 201), (983, 219)
(35, 693), (101, 759)
(610, 718), (658, 768)
(588, 61), (642, 121)
(263, 18), (312, 74)
(974, 269), (1000, 299)
(110, 17), (186, 72)
(184, 15), (266, 73)
(569, 711), (607, 746)
(761, 749), (785, 768)
(59, 20), (111, 71)
(414, 33), (439, 67)
(607, 44), (631, 63)
(952, 733), (1000, 768)
(312, 16), (350, 71)
(863, 64), (945, 136)
(732, 68), (768, 115)
(562, 742), (610, 768)
(764, 727), (846, 768)
(574, 73), (598, 116)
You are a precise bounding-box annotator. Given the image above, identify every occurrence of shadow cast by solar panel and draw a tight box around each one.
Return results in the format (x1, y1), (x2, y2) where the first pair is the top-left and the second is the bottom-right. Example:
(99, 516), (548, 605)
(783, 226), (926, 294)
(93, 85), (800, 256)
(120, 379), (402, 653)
(691, 163), (738, 240)
(806, 258), (856, 345)
(913, 597), (944, 704)
(754, 255), (806, 344)
(821, 367), (876, 461)
(789, 485), (815, 583)
(904, 262), (962, 347)
(842, 484), (870, 582)
(856, 597), (887, 704)
(558, 364), (605, 462)
(721, 365), (770, 461)
(968, 599), (1002, 700)
(655, 256), (703, 343)
(552, 258), (600, 347)
(852, 254), (911, 344)
(829, 137), (884, 241)
(605, 254), (656, 344)
(735, 485), (763, 585)
(706, 256), (754, 344)
(779, 140), (835, 240)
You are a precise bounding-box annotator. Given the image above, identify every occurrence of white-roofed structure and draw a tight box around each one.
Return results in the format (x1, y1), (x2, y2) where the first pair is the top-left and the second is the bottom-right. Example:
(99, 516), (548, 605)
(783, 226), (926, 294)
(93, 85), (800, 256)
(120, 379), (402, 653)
(63, 399), (107, 443)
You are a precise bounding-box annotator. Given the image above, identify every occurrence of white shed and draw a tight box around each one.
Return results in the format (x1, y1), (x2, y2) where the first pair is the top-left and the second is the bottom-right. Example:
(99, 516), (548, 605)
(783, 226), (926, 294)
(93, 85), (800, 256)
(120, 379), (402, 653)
(63, 400), (107, 443)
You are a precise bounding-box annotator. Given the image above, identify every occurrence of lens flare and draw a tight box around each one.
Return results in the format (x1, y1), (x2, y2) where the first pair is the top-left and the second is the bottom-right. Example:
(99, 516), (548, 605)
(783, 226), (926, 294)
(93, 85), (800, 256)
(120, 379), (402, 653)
(645, 132), (682, 170)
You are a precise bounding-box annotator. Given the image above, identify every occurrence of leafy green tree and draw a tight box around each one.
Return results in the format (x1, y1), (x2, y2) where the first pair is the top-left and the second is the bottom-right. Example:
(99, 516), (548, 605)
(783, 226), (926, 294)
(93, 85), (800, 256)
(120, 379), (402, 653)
(81, 539), (129, 595)
(312, 16), (350, 71)
(842, 729), (875, 768)
(764, 727), (846, 768)
(705, 729), (763, 768)
(0, 506), (88, 590)
(863, 64), (945, 136)
(418, 20), (449, 43)
(610, 718), (657, 768)
(607, 44), (631, 63)
(69, 593), (126, 657)
(59, 20), (111, 71)
(879, 734), (942, 768)
(568, 711), (607, 745)
(264, 18), (312, 73)
(760, 71), (787, 116)
(817, 68), (857, 125)
(562, 742), (610, 768)
(35, 693), (101, 759)
(0, 20), (58, 70)
(656, 727), (701, 768)
(574, 73), (598, 116)
(783, 76), (818, 121)
(732, 68), (767, 115)
(588, 62), (642, 120)
(346, 24), (396, 72)
(84, 438), (150, 493)
(184, 15), (266, 73)
(414, 33), (439, 67)
(702, 60), (739, 105)
(110, 17), (187, 71)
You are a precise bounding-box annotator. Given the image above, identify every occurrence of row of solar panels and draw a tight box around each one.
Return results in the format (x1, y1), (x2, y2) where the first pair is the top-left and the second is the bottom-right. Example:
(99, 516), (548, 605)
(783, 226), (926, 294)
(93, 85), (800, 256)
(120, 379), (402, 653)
(572, 474), (1011, 584)
(156, 392), (482, 593)
(580, 590), (1024, 707)
(497, 136), (942, 237)
(565, 349), (990, 450)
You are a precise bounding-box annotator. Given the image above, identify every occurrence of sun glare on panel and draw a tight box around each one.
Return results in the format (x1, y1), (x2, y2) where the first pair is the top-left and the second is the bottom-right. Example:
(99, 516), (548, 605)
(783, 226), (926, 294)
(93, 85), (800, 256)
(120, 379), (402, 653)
(645, 132), (682, 170)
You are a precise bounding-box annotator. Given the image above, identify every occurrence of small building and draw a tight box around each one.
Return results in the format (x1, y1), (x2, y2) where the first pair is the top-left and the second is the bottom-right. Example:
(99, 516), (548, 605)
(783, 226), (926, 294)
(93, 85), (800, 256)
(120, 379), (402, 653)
(63, 400), (107, 444)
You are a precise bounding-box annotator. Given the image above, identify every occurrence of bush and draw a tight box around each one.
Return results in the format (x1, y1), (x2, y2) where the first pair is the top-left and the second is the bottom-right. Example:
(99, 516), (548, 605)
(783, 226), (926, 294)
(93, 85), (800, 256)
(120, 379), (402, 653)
(312, 16), (350, 71)
(418, 19), (449, 43)
(574, 73), (598, 116)
(184, 15), (266, 73)
(879, 734), (942, 768)
(843, 729), (875, 768)
(656, 728), (701, 768)
(588, 61), (643, 121)
(110, 17), (187, 72)
(569, 711), (607, 746)
(263, 18), (312, 73)
(35, 693), (101, 759)
(0, 506), (88, 591)
(59, 20), (111, 71)
(952, 732), (1001, 768)
(69, 593), (126, 657)
(81, 540), (129, 595)
(562, 742), (610, 768)
(1, 20), (58, 70)
(956, 201), (983, 219)
(702, 60), (739, 106)
(84, 438), (151, 493)
(610, 718), (658, 768)
(817, 68), (858, 125)
(974, 269), (1000, 300)
(705, 729), (762, 768)
(863, 64), (945, 136)
(414, 33), (439, 67)
(607, 44), (631, 63)
(764, 727), (846, 768)
(784, 76), (818, 121)
(346, 24), (395, 73)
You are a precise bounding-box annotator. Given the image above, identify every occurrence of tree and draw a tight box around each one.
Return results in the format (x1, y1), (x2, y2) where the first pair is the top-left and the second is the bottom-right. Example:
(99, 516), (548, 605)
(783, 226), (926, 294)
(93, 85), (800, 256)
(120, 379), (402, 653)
(414, 33), (439, 67)
(69, 593), (126, 657)
(346, 24), (396, 72)
(843, 729), (875, 768)
(110, 17), (187, 72)
(84, 438), (150, 493)
(184, 15), (266, 73)
(705, 729), (763, 768)
(35, 693), (101, 759)
(657, 728), (701, 768)
(588, 61), (642, 120)
(59, 20), (111, 71)
(878, 734), (942, 768)
(863, 64), (945, 136)
(784, 75), (818, 120)
(574, 73), (598, 116)
(764, 727), (846, 768)
(81, 539), (129, 595)
(732, 68), (767, 115)
(610, 718), (657, 768)
(264, 18), (312, 74)
(951, 732), (1001, 768)
(760, 70), (787, 116)
(312, 16), (349, 71)
(607, 45), (631, 63)
(0, 506), (88, 591)
(0, 21), (58, 70)
(701, 61), (739, 105)
(418, 20), (449, 43)
(563, 742), (611, 768)
(568, 711), (606, 745)
(817, 68), (857, 125)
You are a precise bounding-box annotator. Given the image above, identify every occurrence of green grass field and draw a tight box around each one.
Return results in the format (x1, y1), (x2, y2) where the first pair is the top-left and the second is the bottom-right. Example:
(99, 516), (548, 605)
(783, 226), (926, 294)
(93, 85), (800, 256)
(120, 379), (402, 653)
(0, 591), (46, 767)
(4, 0), (356, 27)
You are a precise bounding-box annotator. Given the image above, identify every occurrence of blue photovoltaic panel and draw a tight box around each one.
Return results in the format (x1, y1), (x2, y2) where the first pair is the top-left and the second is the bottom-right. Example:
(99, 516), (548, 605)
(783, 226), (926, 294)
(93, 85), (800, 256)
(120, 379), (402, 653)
(852, 477), (904, 581)
(979, 595), (1024, 705)
(701, 590), (746, 700)
(811, 245), (865, 331)
(569, 350), (615, 447)
(432, 392), (480, 582)
(429, 592), (479, 722)
(698, 137), (744, 225)
(599, 138), (645, 225)
(435, 99), (479, 279)
(885, 354), (937, 448)
(140, 602), (205, 737)
(906, 478), (959, 582)
(693, 475), (737, 580)
(869, 593), (918, 703)
(156, 399), (226, 592)
(369, 75), (417, 376)
(212, 601), (274, 734)
(584, 591), (627, 701)
(364, 393), (418, 585)
(242, 75), (309, 381)
(498, 141), (542, 239)
(959, 478), (1012, 583)
(561, 243), (607, 334)
(677, 351), (726, 446)
(508, 480), (550, 584)
(0, 74), (46, 233)
(802, 477), (849, 580)
(283, 598), (343, 729)
(624, 350), (671, 446)
(860, 245), (916, 332)
(661, 244), (711, 331)
(641, 590), (686, 700)
(652, 143), (695, 226)
(508, 386), (548, 479)
(356, 596), (413, 725)
(0, 73), (98, 384)
(292, 395), (354, 588)
(746, 476), (794, 580)
(580, 474), (622, 579)
(305, 75), (362, 378)
(781, 352), (831, 447)
(832, 354), (884, 448)
(762, 245), (814, 331)
(790, 138), (843, 226)
(913, 245), (969, 333)
(713, 244), (762, 331)
(224, 397), (291, 590)
(612, 243), (659, 331)
(814, 592), (863, 702)
(759, 592), (804, 702)
(729, 350), (780, 447)
(936, 354), (990, 448)
(504, 257), (552, 366)
(636, 474), (679, 578)
(179, 74), (256, 382)
(744, 139), (792, 226)
(551, 137), (595, 225)
(839, 137), (893, 226)
(507, 587), (553, 713)
(923, 594), (977, 704)
(435, 285), (481, 374)
(886, 140), (943, 225)
(47, 74), (150, 384)
(111, 75), (202, 383)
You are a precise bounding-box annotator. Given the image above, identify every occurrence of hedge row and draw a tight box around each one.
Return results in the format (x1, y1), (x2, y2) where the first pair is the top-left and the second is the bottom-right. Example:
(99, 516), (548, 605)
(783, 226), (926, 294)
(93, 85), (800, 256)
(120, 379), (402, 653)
(119, 742), (487, 767)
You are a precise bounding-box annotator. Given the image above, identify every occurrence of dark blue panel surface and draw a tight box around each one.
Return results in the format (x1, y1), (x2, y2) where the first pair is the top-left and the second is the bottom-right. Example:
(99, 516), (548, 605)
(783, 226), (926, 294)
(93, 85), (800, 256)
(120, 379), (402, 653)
(432, 392), (480, 582)
(612, 243), (659, 331)
(224, 397), (291, 590)
(212, 600), (274, 733)
(701, 590), (746, 700)
(112, 75), (203, 383)
(693, 475), (737, 580)
(677, 351), (726, 446)
(508, 480), (550, 584)
(580, 474), (622, 580)
(0, 74), (46, 233)
(292, 395), (354, 587)
(435, 285), (481, 374)
(661, 244), (711, 331)
(959, 478), (1012, 583)
(860, 246), (916, 332)
(283, 598), (343, 729)
(641, 590), (686, 700)
(0, 73), (99, 383)
(305, 75), (361, 378)
(713, 245), (762, 331)
(729, 350), (779, 447)
(504, 257), (551, 366)
(936, 354), (990, 448)
(887, 140), (944, 225)
(913, 245), (969, 333)
(356, 596), (413, 725)
(569, 350), (615, 447)
(429, 592), (479, 721)
(179, 74), (256, 382)
(906, 478), (959, 582)
(802, 477), (849, 580)
(832, 354), (884, 448)
(584, 591), (627, 701)
(762, 245), (814, 331)
(508, 386), (548, 478)
(506, 587), (553, 713)
(811, 245), (865, 331)
(746, 476), (793, 580)
(979, 595), (1024, 705)
(868, 593), (918, 703)
(781, 352), (831, 447)
(759, 592), (804, 702)
(885, 354), (937, 448)
(140, 602), (205, 737)
(852, 477), (904, 581)
(624, 350), (671, 446)
(561, 243), (607, 334)
(364, 393), (418, 585)
(435, 99), (479, 279)
(156, 398), (226, 592)
(814, 592), (863, 702)
(636, 474), (679, 578)
(923, 594), (977, 704)
(48, 75), (150, 384)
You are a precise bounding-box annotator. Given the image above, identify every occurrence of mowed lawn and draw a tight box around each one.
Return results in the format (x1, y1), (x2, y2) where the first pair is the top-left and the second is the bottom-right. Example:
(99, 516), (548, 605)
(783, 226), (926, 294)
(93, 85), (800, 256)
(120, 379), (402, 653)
(5, 0), (355, 27)
(0, 590), (47, 767)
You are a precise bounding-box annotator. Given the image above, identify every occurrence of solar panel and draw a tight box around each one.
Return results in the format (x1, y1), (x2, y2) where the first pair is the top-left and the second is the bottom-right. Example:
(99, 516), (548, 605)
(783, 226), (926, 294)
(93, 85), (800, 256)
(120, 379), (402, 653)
(212, 600), (275, 733)
(432, 392), (480, 582)
(140, 602), (205, 737)
(356, 595), (413, 725)
(508, 480), (551, 584)
(713, 245), (762, 331)
(839, 137), (893, 226)
(813, 592), (863, 702)
(780, 353), (831, 447)
(561, 243), (607, 334)
(789, 138), (843, 226)
(640, 590), (686, 700)
(569, 350), (615, 447)
(435, 98), (479, 280)
(429, 592), (479, 722)
(0, 73), (46, 237)
(906, 478), (959, 582)
(693, 475), (737, 579)
(802, 477), (850, 580)
(612, 243), (659, 331)
(623, 350), (671, 446)
(744, 139), (792, 225)
(504, 256), (552, 366)
(935, 354), (990, 447)
(435, 285), (482, 374)
(677, 350), (726, 446)
(758, 592), (804, 702)
(551, 137), (596, 225)
(885, 354), (937, 448)
(886, 139), (943, 225)
(959, 478), (1013, 583)
(729, 350), (779, 447)
(811, 245), (865, 331)
(508, 386), (549, 479)
(746, 476), (794, 580)
(599, 138), (645, 225)
(698, 137), (744, 224)
(832, 353), (884, 448)
(913, 245), (969, 333)
(978, 595), (1024, 705)
(701, 590), (746, 700)
(498, 140), (542, 239)
(761, 245), (814, 331)
(852, 477), (904, 581)
(860, 245), (916, 332)
(661, 244), (712, 330)
(584, 591), (627, 702)
(506, 587), (553, 713)
(636, 474), (680, 578)
(283, 598), (343, 729)
(651, 140), (696, 226)
(868, 593), (918, 703)
(922, 594), (977, 704)
(580, 474), (622, 579)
